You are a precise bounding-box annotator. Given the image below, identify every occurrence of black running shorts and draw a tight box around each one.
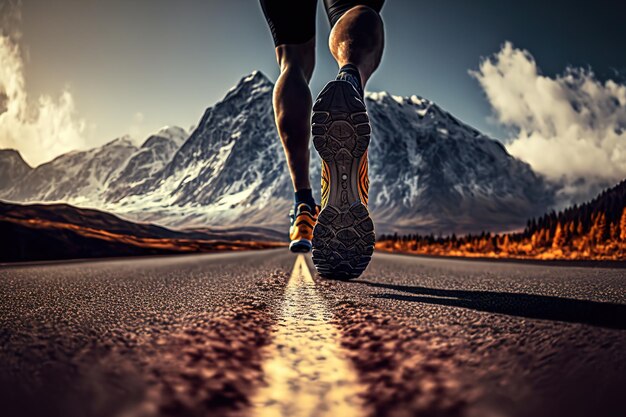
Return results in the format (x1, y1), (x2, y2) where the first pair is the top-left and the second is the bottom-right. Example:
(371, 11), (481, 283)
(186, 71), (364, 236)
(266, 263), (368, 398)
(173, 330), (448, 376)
(260, 0), (385, 46)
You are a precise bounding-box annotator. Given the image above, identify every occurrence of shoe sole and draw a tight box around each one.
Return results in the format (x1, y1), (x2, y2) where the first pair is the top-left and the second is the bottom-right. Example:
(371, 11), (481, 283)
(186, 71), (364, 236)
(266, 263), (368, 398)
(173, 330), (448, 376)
(311, 81), (375, 280)
(289, 239), (312, 253)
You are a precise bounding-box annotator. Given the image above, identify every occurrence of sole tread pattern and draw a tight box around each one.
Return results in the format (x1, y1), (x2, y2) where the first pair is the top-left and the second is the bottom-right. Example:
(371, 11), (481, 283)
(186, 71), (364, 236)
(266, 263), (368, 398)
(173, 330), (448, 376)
(311, 81), (375, 280)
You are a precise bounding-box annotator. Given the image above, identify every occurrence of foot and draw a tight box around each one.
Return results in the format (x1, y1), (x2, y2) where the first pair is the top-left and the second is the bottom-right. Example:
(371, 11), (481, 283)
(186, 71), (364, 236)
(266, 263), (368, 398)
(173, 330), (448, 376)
(311, 79), (375, 279)
(289, 203), (320, 253)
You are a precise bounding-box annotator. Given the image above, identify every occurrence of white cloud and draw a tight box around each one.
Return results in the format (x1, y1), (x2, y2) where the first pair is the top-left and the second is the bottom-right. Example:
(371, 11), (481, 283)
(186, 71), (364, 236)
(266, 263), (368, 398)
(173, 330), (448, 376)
(0, 3), (87, 167)
(471, 42), (626, 202)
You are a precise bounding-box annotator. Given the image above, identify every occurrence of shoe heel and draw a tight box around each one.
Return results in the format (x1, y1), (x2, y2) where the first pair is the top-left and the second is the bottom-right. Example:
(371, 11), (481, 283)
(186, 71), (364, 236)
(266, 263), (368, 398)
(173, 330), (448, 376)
(312, 203), (374, 280)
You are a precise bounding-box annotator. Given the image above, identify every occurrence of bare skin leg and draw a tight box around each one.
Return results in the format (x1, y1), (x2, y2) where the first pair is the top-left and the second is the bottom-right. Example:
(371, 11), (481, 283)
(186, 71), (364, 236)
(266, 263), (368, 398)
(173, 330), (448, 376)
(273, 38), (315, 192)
(274, 7), (383, 192)
(329, 5), (385, 86)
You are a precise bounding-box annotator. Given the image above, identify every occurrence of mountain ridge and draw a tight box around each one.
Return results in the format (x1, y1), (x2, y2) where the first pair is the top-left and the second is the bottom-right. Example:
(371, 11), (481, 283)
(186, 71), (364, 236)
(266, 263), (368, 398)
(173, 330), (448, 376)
(0, 71), (554, 234)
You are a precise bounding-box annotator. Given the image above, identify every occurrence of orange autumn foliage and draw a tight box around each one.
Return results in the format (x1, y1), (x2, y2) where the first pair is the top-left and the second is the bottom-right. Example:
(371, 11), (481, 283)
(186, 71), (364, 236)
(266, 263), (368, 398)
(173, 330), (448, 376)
(377, 180), (626, 261)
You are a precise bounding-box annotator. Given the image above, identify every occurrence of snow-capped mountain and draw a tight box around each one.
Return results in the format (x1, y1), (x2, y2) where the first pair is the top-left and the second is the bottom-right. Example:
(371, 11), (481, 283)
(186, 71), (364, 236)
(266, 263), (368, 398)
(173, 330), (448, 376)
(2, 127), (188, 206)
(107, 126), (188, 201)
(106, 72), (314, 227)
(365, 92), (552, 232)
(0, 150), (32, 193)
(0, 72), (553, 234)
(4, 137), (137, 204)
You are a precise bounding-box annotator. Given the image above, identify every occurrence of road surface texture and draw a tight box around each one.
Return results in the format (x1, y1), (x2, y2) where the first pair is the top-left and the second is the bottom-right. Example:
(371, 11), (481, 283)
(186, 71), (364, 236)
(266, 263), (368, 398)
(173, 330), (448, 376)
(0, 249), (624, 417)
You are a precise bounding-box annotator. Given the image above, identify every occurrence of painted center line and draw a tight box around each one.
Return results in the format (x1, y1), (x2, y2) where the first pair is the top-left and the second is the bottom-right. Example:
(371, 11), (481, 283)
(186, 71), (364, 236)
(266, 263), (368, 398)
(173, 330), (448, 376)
(252, 254), (365, 417)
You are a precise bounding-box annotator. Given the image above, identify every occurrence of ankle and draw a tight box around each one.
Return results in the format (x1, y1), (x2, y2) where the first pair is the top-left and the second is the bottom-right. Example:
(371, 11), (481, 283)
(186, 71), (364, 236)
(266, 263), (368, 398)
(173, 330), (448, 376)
(336, 64), (363, 97)
(294, 188), (316, 210)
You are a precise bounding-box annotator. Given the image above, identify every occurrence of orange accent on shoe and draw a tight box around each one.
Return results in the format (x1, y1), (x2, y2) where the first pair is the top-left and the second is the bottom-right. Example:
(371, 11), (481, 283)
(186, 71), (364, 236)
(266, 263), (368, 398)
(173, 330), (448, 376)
(321, 161), (331, 208)
(357, 150), (369, 207)
(289, 204), (320, 242)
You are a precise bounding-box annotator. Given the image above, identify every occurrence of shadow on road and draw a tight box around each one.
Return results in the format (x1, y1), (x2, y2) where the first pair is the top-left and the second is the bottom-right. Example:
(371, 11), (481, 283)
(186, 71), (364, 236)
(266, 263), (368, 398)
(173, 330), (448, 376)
(353, 280), (626, 330)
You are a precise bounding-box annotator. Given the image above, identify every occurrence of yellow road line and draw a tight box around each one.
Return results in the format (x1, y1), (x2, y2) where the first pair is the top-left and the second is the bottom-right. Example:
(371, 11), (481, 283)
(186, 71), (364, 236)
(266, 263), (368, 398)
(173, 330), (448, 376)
(252, 255), (365, 417)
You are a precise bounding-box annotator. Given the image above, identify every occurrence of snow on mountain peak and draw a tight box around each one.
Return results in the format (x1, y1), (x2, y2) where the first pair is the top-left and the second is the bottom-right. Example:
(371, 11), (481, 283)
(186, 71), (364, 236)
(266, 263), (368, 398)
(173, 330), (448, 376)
(243, 70), (272, 85)
(1, 72), (555, 234)
(223, 71), (273, 102)
(367, 91), (433, 116)
(103, 135), (135, 148)
(148, 126), (188, 145)
(410, 95), (426, 106)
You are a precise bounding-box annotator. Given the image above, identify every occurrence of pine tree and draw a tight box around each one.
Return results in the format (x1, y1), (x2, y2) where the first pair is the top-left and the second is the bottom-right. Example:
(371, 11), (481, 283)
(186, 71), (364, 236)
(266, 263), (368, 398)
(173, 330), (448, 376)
(610, 223), (619, 241)
(594, 212), (608, 243)
(552, 222), (565, 249)
(501, 234), (511, 252)
(568, 220), (576, 236)
(620, 207), (626, 241)
(577, 221), (584, 236)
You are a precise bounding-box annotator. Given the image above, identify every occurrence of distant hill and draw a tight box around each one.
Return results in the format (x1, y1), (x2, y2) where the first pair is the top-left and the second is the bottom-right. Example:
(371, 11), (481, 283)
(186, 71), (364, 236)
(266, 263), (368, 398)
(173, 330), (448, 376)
(0, 201), (285, 263)
(377, 179), (626, 261)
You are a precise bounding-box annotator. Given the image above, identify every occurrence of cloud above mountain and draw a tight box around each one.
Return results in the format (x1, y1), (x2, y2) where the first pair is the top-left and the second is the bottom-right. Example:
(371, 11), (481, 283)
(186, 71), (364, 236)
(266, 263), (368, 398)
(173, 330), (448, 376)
(0, 1), (87, 167)
(472, 42), (626, 202)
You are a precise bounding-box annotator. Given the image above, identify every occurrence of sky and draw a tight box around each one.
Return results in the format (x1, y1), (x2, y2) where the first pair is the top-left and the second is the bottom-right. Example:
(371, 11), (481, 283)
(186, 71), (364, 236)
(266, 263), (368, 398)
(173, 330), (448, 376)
(1, 0), (626, 194)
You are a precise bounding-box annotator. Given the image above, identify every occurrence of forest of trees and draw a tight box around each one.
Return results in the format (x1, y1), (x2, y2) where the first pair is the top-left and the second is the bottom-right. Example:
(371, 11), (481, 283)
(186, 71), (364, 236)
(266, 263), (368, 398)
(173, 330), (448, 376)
(377, 180), (626, 261)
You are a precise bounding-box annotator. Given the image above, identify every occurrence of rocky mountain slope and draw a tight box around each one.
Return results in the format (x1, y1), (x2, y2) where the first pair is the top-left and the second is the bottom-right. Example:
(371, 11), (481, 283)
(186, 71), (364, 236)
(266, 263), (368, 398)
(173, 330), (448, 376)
(3, 126), (187, 204)
(0, 71), (554, 234)
(0, 149), (31, 192)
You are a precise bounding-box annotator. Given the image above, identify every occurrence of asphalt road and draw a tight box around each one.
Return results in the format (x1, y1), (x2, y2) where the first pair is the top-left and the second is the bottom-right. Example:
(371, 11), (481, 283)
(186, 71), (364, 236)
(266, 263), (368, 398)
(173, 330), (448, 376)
(0, 249), (624, 417)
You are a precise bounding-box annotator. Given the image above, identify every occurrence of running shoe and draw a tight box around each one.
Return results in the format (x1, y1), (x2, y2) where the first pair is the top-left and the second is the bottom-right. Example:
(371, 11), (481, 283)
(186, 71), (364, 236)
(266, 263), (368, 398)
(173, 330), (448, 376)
(289, 203), (320, 253)
(311, 80), (375, 279)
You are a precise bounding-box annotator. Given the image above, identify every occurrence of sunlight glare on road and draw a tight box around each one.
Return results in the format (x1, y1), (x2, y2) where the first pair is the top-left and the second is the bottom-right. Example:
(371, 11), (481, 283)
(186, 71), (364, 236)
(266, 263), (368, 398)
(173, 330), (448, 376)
(251, 255), (365, 417)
